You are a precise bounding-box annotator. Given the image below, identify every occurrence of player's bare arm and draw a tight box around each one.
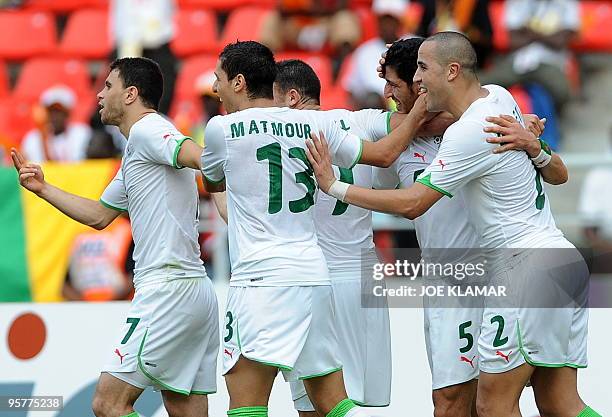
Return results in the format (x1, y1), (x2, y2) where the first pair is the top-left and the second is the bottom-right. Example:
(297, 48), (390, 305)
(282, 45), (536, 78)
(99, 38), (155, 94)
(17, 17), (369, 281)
(359, 94), (428, 167)
(306, 132), (443, 220)
(11, 148), (120, 229)
(176, 139), (204, 170)
(211, 191), (228, 223)
(484, 115), (568, 185)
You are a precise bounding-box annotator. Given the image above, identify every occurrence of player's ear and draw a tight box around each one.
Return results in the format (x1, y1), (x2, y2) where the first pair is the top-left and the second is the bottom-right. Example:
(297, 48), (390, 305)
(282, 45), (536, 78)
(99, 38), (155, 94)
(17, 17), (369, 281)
(125, 86), (138, 105)
(234, 74), (246, 93)
(447, 62), (460, 82)
(289, 89), (300, 107)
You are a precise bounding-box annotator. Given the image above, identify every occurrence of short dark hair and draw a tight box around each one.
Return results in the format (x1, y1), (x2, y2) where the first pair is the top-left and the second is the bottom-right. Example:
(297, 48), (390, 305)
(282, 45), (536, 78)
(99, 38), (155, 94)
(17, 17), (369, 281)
(275, 60), (321, 104)
(424, 31), (478, 76)
(110, 57), (164, 110)
(219, 41), (276, 99)
(382, 37), (425, 85)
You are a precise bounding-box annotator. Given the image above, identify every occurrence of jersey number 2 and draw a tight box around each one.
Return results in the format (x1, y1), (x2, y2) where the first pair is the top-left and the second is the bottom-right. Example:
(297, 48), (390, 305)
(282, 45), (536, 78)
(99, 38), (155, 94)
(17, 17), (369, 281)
(257, 143), (316, 214)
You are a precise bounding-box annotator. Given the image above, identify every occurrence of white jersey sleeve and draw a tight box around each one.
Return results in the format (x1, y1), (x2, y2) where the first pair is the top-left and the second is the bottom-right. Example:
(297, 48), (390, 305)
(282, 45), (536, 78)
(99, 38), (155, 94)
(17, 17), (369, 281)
(130, 118), (191, 169)
(323, 120), (363, 169)
(416, 121), (496, 198)
(201, 116), (227, 183)
(100, 168), (128, 212)
(349, 109), (391, 142)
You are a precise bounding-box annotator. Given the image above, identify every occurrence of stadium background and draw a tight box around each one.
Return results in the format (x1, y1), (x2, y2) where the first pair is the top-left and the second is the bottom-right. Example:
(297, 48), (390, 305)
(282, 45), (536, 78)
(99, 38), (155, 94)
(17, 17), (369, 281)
(0, 0), (611, 415)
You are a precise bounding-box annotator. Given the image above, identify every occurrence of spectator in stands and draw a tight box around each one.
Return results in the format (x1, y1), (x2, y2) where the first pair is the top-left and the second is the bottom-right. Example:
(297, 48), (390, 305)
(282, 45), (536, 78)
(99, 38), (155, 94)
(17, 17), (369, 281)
(345, 0), (408, 110)
(265, 0), (361, 66)
(416, 0), (492, 67)
(63, 217), (135, 301)
(21, 85), (91, 163)
(479, 0), (579, 109)
(109, 0), (177, 115)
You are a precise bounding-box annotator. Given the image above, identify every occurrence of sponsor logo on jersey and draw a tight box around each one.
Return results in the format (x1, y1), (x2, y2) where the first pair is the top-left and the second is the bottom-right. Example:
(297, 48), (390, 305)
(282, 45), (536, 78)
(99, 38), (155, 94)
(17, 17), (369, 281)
(460, 355), (476, 368)
(114, 348), (128, 364)
(438, 159), (448, 170)
(414, 152), (426, 162)
(495, 350), (512, 363)
(224, 348), (234, 359)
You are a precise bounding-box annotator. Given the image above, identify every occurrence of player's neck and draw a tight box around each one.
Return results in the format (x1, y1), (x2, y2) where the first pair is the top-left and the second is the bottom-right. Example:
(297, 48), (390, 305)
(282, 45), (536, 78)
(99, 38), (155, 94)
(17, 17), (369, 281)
(119, 108), (157, 138)
(237, 97), (276, 111)
(447, 83), (488, 119)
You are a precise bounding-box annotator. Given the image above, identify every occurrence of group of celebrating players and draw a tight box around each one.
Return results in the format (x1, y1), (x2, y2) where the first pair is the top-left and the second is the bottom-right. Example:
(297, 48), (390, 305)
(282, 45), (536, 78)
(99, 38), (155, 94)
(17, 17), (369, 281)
(11, 31), (601, 417)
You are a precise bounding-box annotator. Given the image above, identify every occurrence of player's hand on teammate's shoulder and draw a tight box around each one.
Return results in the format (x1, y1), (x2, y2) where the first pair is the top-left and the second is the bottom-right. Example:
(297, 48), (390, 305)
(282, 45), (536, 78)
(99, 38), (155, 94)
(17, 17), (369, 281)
(484, 115), (541, 157)
(11, 148), (46, 195)
(306, 131), (336, 193)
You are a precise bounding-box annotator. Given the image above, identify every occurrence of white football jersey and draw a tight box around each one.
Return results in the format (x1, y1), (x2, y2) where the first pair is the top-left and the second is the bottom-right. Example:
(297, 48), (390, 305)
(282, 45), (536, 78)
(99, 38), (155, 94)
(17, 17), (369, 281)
(202, 107), (362, 286)
(314, 109), (390, 273)
(100, 113), (207, 288)
(416, 85), (565, 250)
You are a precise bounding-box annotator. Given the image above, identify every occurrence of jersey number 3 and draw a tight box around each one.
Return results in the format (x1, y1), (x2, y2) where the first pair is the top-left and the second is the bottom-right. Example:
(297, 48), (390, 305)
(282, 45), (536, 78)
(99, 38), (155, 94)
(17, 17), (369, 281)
(257, 143), (316, 214)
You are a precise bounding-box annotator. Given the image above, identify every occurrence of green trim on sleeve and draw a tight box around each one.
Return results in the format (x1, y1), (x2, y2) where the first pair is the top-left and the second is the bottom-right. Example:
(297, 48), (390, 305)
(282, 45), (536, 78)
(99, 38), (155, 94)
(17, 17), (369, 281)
(203, 174), (225, 185)
(99, 198), (128, 212)
(349, 140), (364, 169)
(386, 111), (394, 134)
(137, 329), (191, 395)
(415, 173), (453, 198)
(298, 366), (343, 380)
(516, 320), (587, 369)
(538, 138), (552, 155)
(172, 137), (193, 169)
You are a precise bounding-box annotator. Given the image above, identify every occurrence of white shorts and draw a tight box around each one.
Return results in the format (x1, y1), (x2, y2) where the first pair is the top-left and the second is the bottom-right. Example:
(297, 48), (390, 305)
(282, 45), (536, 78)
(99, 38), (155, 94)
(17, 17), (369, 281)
(479, 248), (589, 373)
(222, 285), (342, 382)
(424, 305), (483, 390)
(103, 277), (219, 395)
(290, 276), (392, 410)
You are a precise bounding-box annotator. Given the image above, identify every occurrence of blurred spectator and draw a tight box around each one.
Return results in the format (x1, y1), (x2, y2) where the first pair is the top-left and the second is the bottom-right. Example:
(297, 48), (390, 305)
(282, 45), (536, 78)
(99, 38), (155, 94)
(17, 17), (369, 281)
(63, 217), (135, 301)
(345, 0), (408, 110)
(265, 0), (361, 59)
(21, 85), (92, 163)
(86, 129), (121, 159)
(0, 0), (22, 8)
(110, 0), (177, 115)
(416, 0), (492, 67)
(479, 0), (579, 109)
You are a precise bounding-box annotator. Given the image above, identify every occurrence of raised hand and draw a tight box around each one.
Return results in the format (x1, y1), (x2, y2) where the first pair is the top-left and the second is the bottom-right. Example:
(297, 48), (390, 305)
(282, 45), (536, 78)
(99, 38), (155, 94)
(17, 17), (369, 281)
(305, 131), (337, 194)
(483, 115), (540, 157)
(523, 113), (546, 138)
(11, 148), (46, 194)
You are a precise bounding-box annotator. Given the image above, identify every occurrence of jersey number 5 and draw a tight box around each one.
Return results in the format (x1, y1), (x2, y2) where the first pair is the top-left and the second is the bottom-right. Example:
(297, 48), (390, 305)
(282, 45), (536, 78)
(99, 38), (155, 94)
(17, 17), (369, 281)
(257, 143), (316, 214)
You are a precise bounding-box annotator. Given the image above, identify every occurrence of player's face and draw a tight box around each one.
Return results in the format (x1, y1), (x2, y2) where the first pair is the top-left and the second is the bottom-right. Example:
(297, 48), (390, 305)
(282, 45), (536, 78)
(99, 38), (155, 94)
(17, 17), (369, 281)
(97, 69), (125, 126)
(384, 66), (418, 113)
(213, 61), (237, 113)
(414, 42), (447, 112)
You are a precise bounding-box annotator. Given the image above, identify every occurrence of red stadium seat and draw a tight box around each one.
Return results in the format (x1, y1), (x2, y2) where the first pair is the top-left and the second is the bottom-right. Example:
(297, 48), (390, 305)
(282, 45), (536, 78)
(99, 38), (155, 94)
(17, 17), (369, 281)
(354, 7), (378, 43)
(170, 54), (218, 122)
(275, 52), (334, 93)
(25, 0), (108, 13)
(572, 1), (612, 52)
(321, 87), (352, 110)
(0, 61), (8, 98)
(59, 9), (111, 59)
(220, 7), (276, 48)
(489, 1), (509, 52)
(14, 58), (92, 103)
(508, 86), (533, 115)
(0, 11), (57, 60)
(178, 0), (273, 10)
(171, 9), (219, 57)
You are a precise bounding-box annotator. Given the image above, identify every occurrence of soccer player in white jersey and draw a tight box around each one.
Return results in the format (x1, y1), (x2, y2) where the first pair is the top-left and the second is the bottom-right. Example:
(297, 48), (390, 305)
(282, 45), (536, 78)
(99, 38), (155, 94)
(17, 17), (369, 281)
(306, 32), (600, 417)
(12, 58), (219, 417)
(201, 41), (429, 417)
(374, 37), (569, 417)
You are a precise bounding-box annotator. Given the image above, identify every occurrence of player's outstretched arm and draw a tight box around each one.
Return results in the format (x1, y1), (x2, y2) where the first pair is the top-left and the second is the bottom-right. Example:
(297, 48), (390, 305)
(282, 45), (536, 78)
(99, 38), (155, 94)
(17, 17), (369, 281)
(484, 115), (568, 185)
(306, 133), (443, 219)
(359, 94), (428, 167)
(11, 149), (120, 230)
(176, 139), (204, 170)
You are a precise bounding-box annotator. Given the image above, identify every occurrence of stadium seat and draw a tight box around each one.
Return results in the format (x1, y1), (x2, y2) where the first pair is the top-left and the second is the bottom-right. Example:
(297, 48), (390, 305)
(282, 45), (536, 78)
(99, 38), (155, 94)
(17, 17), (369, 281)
(0, 11), (57, 60)
(508, 85), (533, 115)
(171, 9), (219, 57)
(489, 1), (509, 52)
(276, 52), (334, 93)
(572, 1), (612, 52)
(14, 58), (92, 103)
(354, 7), (378, 43)
(178, 0), (273, 10)
(170, 54), (218, 122)
(59, 9), (111, 59)
(0, 61), (8, 98)
(321, 87), (352, 111)
(220, 7), (276, 48)
(24, 0), (108, 13)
